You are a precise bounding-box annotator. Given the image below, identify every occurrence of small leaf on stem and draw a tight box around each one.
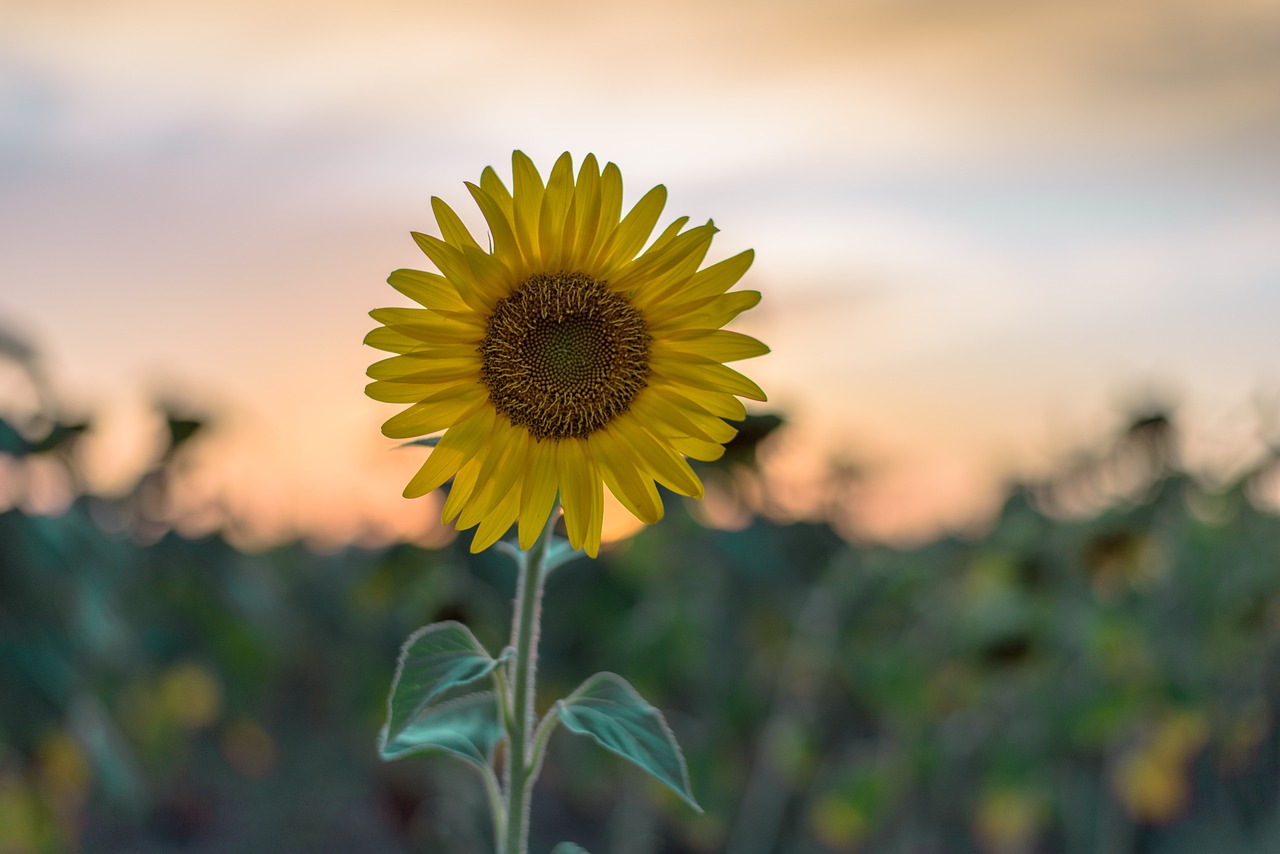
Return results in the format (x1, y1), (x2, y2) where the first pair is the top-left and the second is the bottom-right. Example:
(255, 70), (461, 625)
(555, 672), (701, 810)
(382, 621), (504, 753)
(545, 537), (586, 575)
(380, 691), (503, 765)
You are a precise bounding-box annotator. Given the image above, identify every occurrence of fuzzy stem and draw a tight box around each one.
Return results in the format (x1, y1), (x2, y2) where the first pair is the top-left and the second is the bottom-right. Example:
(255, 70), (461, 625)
(481, 763), (506, 847)
(501, 504), (558, 854)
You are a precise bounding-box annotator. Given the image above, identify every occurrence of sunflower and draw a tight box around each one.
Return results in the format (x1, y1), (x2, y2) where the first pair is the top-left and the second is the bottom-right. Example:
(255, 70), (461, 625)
(365, 151), (767, 557)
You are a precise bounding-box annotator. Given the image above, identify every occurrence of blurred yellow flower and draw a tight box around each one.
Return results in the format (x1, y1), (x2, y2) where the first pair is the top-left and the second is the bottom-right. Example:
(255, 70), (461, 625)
(159, 662), (224, 731)
(810, 795), (870, 850)
(1112, 710), (1208, 823)
(367, 151), (767, 556)
(974, 788), (1043, 854)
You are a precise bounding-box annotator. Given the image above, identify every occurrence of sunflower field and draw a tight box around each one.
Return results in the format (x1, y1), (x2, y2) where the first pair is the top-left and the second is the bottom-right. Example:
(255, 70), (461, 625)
(4, 387), (1280, 853)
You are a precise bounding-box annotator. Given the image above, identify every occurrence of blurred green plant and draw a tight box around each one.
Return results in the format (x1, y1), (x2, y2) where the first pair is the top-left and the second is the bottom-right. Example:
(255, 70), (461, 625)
(5, 333), (1280, 852)
(378, 498), (700, 854)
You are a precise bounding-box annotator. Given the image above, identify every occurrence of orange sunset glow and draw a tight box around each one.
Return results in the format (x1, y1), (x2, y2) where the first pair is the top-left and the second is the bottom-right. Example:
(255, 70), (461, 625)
(4, 0), (1279, 545)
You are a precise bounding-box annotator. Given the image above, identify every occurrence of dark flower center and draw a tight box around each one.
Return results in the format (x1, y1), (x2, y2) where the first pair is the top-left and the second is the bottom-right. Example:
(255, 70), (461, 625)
(479, 272), (651, 440)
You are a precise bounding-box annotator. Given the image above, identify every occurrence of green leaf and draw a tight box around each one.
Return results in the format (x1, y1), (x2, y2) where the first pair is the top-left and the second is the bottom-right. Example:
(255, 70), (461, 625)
(545, 537), (586, 575)
(555, 672), (700, 810)
(551, 844), (590, 854)
(493, 535), (584, 576)
(382, 622), (507, 752)
(379, 691), (503, 765)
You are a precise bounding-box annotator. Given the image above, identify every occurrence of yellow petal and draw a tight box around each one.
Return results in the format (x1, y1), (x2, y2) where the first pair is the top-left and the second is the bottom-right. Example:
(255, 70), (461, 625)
(586, 161), (627, 262)
(612, 417), (704, 499)
(402, 403), (495, 498)
(584, 474), (603, 558)
(671, 435), (726, 462)
(465, 181), (521, 269)
(431, 196), (482, 251)
(653, 384), (747, 422)
(462, 244), (517, 307)
(410, 233), (491, 314)
(683, 249), (754, 301)
(511, 150), (545, 266)
(518, 439), (560, 549)
(458, 423), (530, 530)
(593, 184), (666, 270)
(632, 391), (736, 444)
(649, 290), (762, 334)
(652, 387), (743, 437)
(366, 380), (456, 404)
(442, 457), (483, 523)
(568, 154), (603, 269)
(651, 355), (768, 402)
(615, 223), (716, 305)
(558, 193), (580, 269)
(380, 385), (486, 438)
(479, 165), (513, 217)
(538, 152), (574, 267)
(470, 486), (521, 553)
(641, 292), (718, 330)
(656, 329), (770, 363)
(369, 307), (484, 345)
(592, 428), (662, 524)
(643, 216), (690, 256)
(387, 269), (469, 312)
(364, 326), (429, 354)
(367, 352), (479, 382)
(557, 438), (597, 552)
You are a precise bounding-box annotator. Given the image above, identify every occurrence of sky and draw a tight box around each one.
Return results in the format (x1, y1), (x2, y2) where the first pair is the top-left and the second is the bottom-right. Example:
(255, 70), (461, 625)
(2, 0), (1279, 545)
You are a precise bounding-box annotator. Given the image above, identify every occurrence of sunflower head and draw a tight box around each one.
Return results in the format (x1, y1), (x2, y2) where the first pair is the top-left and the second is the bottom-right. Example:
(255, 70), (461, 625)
(366, 151), (767, 557)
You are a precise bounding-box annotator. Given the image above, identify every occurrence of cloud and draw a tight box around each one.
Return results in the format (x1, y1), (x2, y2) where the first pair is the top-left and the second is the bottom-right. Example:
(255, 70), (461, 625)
(4, 0), (1279, 541)
(8, 0), (1279, 155)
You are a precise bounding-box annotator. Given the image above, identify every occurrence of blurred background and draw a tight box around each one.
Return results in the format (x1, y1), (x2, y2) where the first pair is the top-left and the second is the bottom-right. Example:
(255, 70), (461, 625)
(3, 0), (1280, 851)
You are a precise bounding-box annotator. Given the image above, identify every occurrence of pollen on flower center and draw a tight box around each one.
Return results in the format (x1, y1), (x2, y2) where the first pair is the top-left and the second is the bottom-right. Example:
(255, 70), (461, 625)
(479, 272), (651, 440)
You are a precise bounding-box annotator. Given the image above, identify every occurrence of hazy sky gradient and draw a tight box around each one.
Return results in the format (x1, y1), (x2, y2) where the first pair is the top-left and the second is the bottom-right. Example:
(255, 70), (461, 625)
(3, 0), (1278, 542)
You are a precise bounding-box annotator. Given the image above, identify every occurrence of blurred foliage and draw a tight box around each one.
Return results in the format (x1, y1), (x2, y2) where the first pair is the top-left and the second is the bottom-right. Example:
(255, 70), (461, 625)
(4, 349), (1280, 852)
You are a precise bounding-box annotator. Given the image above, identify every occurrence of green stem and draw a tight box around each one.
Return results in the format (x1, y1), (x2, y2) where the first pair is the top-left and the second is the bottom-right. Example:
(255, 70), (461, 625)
(481, 764), (506, 847)
(526, 711), (560, 783)
(502, 502), (558, 854)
